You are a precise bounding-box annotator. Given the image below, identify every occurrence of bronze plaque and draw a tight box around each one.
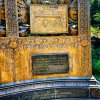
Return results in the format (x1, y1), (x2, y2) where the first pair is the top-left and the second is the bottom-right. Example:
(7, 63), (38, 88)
(30, 5), (68, 34)
(32, 54), (69, 75)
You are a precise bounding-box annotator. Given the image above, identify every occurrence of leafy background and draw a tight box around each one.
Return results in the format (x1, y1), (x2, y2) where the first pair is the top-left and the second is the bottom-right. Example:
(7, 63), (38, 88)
(90, 0), (100, 80)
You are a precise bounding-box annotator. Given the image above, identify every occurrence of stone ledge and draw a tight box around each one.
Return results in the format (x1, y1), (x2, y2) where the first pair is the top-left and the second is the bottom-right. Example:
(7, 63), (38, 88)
(0, 87), (100, 100)
(0, 77), (100, 99)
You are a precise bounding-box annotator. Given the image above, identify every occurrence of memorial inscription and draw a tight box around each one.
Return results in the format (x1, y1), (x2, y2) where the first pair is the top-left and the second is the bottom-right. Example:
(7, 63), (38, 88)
(32, 54), (69, 75)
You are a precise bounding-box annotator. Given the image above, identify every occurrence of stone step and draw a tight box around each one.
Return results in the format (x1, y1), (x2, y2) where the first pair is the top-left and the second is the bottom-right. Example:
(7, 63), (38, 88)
(0, 77), (100, 99)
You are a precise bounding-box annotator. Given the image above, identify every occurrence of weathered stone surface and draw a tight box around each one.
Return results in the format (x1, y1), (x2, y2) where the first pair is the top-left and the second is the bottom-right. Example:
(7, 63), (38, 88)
(0, 78), (97, 97)
(0, 36), (92, 83)
(0, 88), (91, 100)
(90, 88), (100, 99)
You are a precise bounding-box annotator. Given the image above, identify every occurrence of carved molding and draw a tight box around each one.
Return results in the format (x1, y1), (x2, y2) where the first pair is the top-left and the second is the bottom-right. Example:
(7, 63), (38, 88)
(78, 0), (90, 35)
(5, 0), (19, 37)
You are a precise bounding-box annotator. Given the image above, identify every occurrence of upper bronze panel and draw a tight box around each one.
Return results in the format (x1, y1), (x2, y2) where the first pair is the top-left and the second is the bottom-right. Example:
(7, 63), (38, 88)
(30, 4), (68, 34)
(0, 0), (90, 37)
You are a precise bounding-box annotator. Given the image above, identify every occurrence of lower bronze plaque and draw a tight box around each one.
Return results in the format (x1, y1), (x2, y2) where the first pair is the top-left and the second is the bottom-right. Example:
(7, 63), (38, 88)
(32, 53), (69, 75)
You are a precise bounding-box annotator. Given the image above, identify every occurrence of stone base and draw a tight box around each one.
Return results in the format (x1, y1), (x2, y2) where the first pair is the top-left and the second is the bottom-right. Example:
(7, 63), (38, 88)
(0, 77), (100, 99)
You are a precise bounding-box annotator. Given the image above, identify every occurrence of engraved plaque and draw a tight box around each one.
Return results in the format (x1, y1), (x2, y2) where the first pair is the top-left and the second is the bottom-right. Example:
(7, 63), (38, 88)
(30, 5), (68, 34)
(32, 54), (69, 75)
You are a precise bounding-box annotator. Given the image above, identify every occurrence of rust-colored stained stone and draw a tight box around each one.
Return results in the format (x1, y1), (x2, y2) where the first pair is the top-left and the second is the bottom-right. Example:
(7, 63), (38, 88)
(0, 36), (92, 84)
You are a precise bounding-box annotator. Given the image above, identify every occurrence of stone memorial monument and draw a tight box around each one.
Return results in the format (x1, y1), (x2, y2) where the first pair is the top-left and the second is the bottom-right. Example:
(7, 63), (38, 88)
(0, 0), (100, 99)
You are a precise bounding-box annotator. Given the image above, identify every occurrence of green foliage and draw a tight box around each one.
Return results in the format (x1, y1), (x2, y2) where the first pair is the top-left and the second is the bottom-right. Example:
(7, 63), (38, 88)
(93, 12), (100, 22)
(90, 0), (100, 25)
(94, 74), (100, 80)
(92, 46), (100, 75)
(91, 26), (100, 38)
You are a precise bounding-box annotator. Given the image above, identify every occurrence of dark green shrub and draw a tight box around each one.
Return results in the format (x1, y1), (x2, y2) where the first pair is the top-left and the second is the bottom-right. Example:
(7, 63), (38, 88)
(92, 39), (100, 76)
